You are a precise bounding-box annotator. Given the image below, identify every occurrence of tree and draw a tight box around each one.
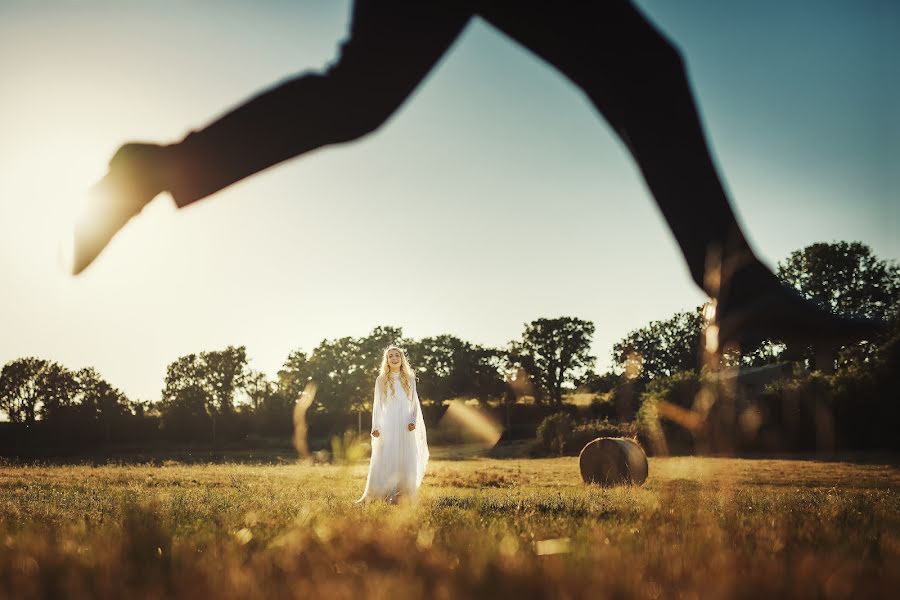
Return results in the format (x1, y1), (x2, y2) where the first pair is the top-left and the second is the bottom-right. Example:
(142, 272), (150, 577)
(357, 326), (404, 381)
(277, 349), (311, 404)
(304, 327), (404, 415)
(0, 357), (49, 423)
(160, 353), (212, 439)
(579, 370), (620, 394)
(200, 346), (250, 415)
(765, 242), (900, 369)
(244, 369), (275, 411)
(777, 241), (900, 323)
(35, 361), (80, 421)
(405, 335), (459, 401)
(611, 309), (702, 382)
(462, 344), (507, 402)
(306, 336), (368, 414)
(517, 317), (596, 405)
(74, 367), (129, 441)
(160, 346), (250, 441)
(405, 335), (505, 403)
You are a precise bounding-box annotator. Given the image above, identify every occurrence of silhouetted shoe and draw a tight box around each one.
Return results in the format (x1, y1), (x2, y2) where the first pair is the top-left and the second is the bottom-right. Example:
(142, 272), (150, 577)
(67, 143), (170, 275)
(715, 262), (885, 349)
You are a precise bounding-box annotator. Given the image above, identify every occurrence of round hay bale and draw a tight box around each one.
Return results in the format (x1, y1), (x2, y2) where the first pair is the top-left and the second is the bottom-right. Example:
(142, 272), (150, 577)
(578, 437), (648, 486)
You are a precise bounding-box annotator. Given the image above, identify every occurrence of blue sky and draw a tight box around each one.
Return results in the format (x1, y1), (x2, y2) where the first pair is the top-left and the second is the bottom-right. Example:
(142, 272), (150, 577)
(0, 0), (896, 406)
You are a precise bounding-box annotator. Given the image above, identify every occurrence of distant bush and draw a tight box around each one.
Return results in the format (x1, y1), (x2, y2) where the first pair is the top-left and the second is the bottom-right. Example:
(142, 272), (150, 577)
(635, 371), (702, 456)
(567, 420), (638, 455)
(632, 329), (900, 456)
(588, 393), (618, 420)
(536, 413), (637, 456)
(536, 413), (574, 456)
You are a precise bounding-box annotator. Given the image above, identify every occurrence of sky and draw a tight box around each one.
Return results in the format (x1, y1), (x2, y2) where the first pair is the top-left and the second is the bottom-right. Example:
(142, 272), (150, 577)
(0, 0), (897, 408)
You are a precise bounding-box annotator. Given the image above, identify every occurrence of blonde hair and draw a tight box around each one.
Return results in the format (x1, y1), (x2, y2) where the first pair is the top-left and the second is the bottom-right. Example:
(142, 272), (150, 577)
(379, 345), (416, 403)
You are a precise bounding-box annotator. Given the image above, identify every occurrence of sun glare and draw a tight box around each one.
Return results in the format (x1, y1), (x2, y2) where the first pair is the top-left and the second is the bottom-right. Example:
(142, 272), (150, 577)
(1, 137), (107, 271)
(437, 399), (504, 447)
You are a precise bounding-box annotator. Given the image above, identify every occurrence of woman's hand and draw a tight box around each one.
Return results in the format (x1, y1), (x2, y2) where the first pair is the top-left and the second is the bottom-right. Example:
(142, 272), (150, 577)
(408, 423), (415, 431)
(372, 430), (380, 438)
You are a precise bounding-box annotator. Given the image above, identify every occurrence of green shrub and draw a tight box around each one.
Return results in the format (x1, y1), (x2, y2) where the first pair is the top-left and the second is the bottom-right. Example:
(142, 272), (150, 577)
(635, 371), (702, 456)
(588, 393), (617, 420)
(536, 413), (637, 456)
(567, 419), (638, 455)
(536, 413), (574, 456)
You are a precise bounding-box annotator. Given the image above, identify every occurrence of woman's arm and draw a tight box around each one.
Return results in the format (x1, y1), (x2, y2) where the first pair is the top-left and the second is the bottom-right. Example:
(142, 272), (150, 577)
(371, 375), (382, 437)
(408, 376), (418, 430)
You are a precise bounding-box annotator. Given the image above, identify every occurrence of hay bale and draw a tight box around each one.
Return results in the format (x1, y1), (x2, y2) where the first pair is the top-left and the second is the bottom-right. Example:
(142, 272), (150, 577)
(578, 437), (648, 486)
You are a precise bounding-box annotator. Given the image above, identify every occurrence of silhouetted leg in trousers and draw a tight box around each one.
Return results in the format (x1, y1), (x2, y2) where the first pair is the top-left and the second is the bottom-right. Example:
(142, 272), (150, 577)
(71, 0), (883, 348)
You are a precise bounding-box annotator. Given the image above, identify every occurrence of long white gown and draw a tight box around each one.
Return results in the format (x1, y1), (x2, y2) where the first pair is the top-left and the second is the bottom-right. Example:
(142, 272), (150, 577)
(357, 372), (429, 503)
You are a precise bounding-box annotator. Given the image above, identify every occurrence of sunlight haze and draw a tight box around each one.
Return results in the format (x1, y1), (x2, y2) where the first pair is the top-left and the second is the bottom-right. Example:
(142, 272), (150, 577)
(1, 0), (897, 406)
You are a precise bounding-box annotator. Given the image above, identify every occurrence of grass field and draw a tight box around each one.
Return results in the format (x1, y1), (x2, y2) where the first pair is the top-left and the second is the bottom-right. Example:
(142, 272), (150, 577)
(1, 448), (898, 599)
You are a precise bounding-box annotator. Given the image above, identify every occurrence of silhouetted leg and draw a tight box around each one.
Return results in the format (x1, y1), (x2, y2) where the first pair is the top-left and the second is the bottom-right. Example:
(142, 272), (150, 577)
(479, 0), (884, 345)
(480, 0), (751, 291)
(163, 0), (472, 207)
(70, 0), (471, 274)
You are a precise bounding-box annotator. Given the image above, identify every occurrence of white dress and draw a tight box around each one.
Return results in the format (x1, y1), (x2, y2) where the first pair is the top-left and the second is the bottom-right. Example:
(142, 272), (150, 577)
(357, 372), (429, 503)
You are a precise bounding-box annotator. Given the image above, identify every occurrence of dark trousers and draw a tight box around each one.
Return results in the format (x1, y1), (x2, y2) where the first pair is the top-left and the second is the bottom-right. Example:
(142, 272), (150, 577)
(168, 0), (752, 288)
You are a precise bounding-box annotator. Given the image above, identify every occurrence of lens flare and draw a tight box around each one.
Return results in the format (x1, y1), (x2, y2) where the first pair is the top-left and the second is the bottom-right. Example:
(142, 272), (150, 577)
(655, 400), (704, 433)
(624, 351), (643, 380)
(535, 537), (571, 556)
(292, 382), (318, 459)
(704, 324), (720, 354)
(703, 243), (723, 299)
(437, 400), (503, 447)
(702, 299), (717, 323)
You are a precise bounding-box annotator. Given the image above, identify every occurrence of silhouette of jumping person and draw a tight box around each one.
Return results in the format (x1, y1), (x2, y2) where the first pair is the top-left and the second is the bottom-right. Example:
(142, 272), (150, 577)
(71, 0), (883, 348)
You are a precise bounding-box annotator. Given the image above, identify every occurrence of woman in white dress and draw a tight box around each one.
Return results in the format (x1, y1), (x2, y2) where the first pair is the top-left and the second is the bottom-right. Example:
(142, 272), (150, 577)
(356, 345), (429, 504)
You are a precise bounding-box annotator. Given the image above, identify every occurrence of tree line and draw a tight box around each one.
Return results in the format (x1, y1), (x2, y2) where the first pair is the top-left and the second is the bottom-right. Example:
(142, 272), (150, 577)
(1, 318), (597, 445)
(1, 241), (897, 449)
(594, 241), (899, 388)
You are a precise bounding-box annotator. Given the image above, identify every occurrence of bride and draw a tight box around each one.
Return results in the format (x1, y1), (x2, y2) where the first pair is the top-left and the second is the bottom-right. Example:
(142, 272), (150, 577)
(356, 345), (429, 504)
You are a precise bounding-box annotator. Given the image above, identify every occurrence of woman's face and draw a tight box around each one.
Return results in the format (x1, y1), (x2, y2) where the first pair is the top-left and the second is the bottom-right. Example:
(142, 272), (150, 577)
(387, 349), (402, 369)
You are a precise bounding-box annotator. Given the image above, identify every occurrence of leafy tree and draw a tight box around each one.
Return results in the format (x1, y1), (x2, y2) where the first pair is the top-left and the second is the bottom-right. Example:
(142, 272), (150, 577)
(611, 309), (702, 382)
(277, 349), (311, 404)
(200, 346), (250, 414)
(405, 335), (459, 400)
(253, 387), (295, 436)
(306, 336), (368, 413)
(357, 326), (404, 380)
(127, 398), (157, 418)
(305, 327), (403, 414)
(161, 353), (204, 408)
(0, 357), (49, 423)
(1, 359), (129, 442)
(758, 241), (900, 369)
(517, 317), (596, 405)
(160, 346), (250, 441)
(244, 369), (275, 411)
(462, 344), (507, 402)
(263, 348), (314, 436)
(579, 370), (620, 394)
(34, 361), (79, 421)
(405, 335), (505, 403)
(777, 241), (900, 322)
(74, 367), (129, 441)
(160, 353), (212, 439)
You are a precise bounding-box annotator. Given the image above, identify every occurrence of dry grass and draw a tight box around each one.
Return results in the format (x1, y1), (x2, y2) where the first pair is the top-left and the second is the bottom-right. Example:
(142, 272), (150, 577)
(1, 453), (898, 599)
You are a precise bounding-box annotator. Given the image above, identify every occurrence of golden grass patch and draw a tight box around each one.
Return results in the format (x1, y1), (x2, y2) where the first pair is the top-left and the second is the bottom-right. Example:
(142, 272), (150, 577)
(0, 456), (898, 598)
